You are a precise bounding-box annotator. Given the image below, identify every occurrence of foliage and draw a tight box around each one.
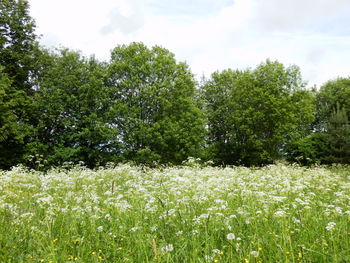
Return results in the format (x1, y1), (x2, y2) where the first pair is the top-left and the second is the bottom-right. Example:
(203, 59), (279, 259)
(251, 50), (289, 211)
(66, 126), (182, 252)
(315, 77), (350, 131)
(326, 104), (350, 164)
(0, 0), (40, 169)
(0, 0), (38, 93)
(285, 132), (329, 165)
(0, 67), (29, 168)
(107, 42), (206, 164)
(0, 1), (348, 168)
(202, 60), (315, 166)
(27, 49), (120, 168)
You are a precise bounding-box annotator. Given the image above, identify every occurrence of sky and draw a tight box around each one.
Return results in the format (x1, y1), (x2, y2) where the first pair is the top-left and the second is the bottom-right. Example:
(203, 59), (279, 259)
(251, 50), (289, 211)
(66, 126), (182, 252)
(28, 0), (350, 87)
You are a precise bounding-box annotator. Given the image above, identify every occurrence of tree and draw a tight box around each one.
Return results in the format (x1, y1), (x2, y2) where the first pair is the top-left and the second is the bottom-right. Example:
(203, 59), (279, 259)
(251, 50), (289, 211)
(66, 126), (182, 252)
(285, 132), (329, 165)
(0, 0), (38, 93)
(202, 60), (315, 166)
(0, 0), (39, 169)
(0, 67), (29, 168)
(201, 69), (243, 164)
(107, 42), (206, 164)
(27, 49), (120, 168)
(326, 103), (350, 164)
(315, 77), (350, 131)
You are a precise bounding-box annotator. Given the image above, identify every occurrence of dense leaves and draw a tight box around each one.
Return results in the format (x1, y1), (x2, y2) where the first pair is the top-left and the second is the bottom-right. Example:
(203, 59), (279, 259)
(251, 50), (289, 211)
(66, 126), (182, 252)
(0, 0), (349, 169)
(0, 0), (38, 93)
(107, 43), (205, 164)
(27, 49), (120, 168)
(202, 61), (315, 166)
(0, 0), (40, 169)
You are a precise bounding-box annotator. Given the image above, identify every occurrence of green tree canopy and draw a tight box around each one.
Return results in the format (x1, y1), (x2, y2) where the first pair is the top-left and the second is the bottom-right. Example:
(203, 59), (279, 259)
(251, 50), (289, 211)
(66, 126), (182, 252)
(107, 42), (206, 164)
(0, 0), (40, 169)
(27, 49), (120, 168)
(326, 103), (350, 164)
(315, 77), (350, 131)
(202, 60), (315, 166)
(0, 0), (38, 93)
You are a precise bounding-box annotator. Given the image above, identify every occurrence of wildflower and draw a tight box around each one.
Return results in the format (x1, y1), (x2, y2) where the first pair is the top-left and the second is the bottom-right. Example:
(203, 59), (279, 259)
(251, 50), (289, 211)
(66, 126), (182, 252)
(274, 210), (286, 217)
(97, 226), (104, 232)
(176, 230), (183, 236)
(325, 222), (336, 231)
(191, 229), (199, 235)
(226, 233), (235, 240)
(292, 217), (301, 224)
(212, 249), (221, 254)
(129, 226), (140, 232)
(161, 244), (174, 253)
(204, 255), (213, 261)
(250, 251), (259, 257)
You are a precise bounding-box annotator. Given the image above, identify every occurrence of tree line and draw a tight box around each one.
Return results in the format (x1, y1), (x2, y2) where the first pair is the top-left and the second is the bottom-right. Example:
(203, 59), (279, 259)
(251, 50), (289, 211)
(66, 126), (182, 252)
(1, 0), (349, 169)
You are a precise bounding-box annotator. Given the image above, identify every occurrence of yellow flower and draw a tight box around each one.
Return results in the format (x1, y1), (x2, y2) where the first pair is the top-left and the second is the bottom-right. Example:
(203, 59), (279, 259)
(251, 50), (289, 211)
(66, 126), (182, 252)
(298, 252), (302, 258)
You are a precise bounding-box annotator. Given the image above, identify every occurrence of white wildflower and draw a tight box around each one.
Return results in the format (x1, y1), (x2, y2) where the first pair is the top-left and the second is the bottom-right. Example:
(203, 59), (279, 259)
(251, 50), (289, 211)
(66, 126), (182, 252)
(250, 250), (259, 257)
(161, 244), (174, 253)
(129, 226), (140, 232)
(176, 230), (183, 236)
(274, 210), (286, 217)
(191, 230), (199, 235)
(97, 226), (104, 232)
(226, 233), (235, 240)
(325, 222), (336, 231)
(292, 217), (301, 224)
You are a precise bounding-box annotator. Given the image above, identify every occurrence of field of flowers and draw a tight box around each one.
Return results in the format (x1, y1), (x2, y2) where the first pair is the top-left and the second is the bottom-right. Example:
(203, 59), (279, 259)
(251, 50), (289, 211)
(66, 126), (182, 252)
(1, 164), (350, 262)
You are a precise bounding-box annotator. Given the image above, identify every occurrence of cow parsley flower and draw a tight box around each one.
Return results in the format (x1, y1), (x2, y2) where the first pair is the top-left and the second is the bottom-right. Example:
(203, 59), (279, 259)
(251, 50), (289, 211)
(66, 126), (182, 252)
(325, 222), (336, 231)
(250, 250), (259, 257)
(161, 244), (174, 253)
(226, 233), (235, 240)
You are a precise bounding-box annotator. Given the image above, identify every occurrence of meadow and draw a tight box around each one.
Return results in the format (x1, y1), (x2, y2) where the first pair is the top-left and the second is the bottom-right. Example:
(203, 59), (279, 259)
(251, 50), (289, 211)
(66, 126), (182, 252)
(0, 163), (349, 262)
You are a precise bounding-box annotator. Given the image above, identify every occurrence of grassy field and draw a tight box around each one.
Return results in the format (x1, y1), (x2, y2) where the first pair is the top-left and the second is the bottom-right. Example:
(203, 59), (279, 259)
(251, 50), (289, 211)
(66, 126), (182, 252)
(1, 164), (349, 262)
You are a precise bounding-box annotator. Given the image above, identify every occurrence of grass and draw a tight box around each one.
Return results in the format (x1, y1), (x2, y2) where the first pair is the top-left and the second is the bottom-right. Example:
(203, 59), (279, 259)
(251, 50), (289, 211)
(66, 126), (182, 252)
(0, 164), (350, 262)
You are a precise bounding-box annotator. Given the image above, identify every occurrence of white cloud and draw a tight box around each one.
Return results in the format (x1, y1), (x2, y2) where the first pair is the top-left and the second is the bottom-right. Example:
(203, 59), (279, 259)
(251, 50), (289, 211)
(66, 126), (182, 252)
(28, 0), (350, 86)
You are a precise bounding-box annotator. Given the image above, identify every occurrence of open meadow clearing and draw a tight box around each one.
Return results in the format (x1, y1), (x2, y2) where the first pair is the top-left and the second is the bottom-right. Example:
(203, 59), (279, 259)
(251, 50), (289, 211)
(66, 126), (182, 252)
(1, 164), (350, 262)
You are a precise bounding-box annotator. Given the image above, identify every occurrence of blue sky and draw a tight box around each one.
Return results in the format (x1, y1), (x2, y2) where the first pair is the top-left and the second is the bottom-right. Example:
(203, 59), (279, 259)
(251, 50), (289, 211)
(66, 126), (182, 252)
(29, 0), (350, 87)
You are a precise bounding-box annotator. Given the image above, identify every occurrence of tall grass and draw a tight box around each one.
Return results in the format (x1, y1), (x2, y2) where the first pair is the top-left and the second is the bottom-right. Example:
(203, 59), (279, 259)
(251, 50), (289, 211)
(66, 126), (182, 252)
(1, 164), (349, 262)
